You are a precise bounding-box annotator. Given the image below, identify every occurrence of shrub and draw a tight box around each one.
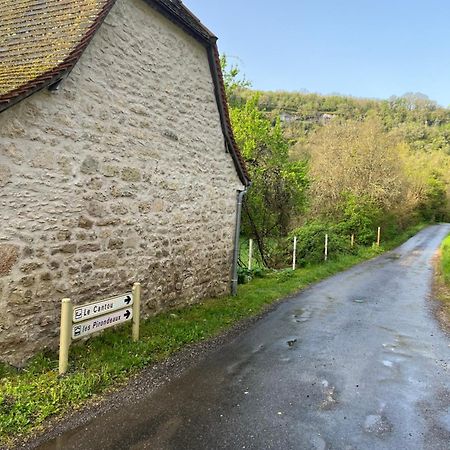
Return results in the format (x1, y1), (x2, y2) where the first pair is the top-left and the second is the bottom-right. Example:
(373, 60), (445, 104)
(291, 221), (359, 266)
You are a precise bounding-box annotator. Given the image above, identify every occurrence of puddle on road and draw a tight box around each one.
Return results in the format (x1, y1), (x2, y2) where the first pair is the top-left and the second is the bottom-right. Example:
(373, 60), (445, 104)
(292, 308), (312, 323)
(363, 414), (393, 435)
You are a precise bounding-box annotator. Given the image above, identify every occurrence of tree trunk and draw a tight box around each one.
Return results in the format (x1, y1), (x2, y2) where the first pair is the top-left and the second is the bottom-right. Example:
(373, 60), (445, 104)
(243, 200), (270, 268)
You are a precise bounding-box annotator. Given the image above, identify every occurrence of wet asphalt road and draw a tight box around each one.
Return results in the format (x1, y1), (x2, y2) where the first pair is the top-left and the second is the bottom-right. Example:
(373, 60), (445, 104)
(37, 225), (450, 450)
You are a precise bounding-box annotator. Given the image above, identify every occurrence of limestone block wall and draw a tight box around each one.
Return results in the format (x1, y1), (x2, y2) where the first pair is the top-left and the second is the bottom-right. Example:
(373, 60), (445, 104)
(0, 0), (243, 365)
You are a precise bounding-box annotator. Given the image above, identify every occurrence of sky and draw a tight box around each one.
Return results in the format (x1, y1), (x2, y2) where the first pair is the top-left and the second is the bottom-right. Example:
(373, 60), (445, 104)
(183, 0), (450, 107)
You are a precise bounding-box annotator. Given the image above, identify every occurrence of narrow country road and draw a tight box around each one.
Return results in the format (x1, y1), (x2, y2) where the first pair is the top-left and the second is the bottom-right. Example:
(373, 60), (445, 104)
(35, 225), (450, 450)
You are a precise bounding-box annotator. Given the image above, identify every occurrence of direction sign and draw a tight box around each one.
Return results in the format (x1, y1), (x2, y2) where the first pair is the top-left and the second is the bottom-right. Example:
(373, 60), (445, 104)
(58, 283), (142, 375)
(73, 292), (132, 323)
(72, 309), (133, 340)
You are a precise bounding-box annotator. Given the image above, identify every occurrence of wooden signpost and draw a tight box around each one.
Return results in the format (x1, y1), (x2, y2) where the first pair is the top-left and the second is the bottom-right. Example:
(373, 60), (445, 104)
(72, 309), (132, 340)
(59, 282), (141, 375)
(72, 292), (133, 323)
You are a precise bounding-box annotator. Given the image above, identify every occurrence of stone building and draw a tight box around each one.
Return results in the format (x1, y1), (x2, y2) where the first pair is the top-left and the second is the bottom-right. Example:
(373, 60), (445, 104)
(0, 0), (250, 365)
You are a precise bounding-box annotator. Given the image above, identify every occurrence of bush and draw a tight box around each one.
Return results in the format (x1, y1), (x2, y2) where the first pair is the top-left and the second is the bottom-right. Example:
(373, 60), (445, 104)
(419, 173), (449, 222)
(291, 221), (359, 266)
(341, 193), (381, 244)
(237, 267), (267, 284)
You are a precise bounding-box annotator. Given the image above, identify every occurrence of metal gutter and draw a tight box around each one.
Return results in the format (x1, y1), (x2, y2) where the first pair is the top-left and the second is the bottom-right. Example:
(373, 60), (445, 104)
(231, 186), (249, 296)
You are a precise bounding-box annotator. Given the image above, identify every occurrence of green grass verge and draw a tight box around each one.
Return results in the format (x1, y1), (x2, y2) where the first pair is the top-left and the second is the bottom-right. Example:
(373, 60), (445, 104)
(435, 233), (450, 330)
(0, 222), (427, 446)
(441, 234), (450, 284)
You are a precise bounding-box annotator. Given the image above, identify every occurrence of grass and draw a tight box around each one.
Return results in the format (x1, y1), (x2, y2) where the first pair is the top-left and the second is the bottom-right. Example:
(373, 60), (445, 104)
(0, 222), (427, 446)
(434, 233), (450, 329)
(238, 238), (265, 270)
(441, 234), (450, 284)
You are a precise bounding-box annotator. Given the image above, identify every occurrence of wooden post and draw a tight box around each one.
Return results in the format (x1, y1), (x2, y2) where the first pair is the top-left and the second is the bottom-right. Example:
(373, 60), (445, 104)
(248, 238), (253, 270)
(351, 234), (355, 247)
(325, 234), (328, 261)
(377, 227), (381, 247)
(292, 236), (297, 270)
(59, 298), (73, 375)
(132, 282), (141, 342)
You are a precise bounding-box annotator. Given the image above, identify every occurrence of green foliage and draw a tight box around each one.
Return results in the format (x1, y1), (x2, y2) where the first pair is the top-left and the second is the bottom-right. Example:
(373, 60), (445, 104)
(220, 54), (250, 106)
(275, 268), (295, 283)
(419, 172), (449, 222)
(221, 58), (449, 268)
(230, 96), (309, 265)
(220, 58), (309, 268)
(340, 193), (382, 244)
(291, 221), (357, 266)
(0, 364), (17, 383)
(237, 267), (266, 284)
(441, 234), (450, 284)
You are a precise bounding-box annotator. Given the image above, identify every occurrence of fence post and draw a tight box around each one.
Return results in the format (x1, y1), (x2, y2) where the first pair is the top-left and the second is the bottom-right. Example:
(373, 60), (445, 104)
(59, 298), (73, 375)
(377, 227), (381, 247)
(325, 234), (328, 261)
(351, 233), (354, 248)
(248, 238), (253, 270)
(292, 236), (297, 270)
(132, 282), (141, 342)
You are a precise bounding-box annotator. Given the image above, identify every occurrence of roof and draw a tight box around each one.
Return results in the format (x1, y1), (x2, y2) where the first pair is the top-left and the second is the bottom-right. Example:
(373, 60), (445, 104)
(0, 0), (116, 110)
(0, 0), (250, 186)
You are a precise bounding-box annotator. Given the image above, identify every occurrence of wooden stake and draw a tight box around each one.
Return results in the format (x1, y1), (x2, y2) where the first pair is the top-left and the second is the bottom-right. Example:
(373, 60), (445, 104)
(59, 298), (73, 375)
(377, 227), (381, 247)
(325, 234), (328, 261)
(292, 236), (297, 270)
(132, 282), (141, 342)
(351, 234), (355, 247)
(248, 238), (253, 270)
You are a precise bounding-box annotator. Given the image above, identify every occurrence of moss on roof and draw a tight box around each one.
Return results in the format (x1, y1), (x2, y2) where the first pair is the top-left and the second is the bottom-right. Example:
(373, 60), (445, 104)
(0, 0), (110, 99)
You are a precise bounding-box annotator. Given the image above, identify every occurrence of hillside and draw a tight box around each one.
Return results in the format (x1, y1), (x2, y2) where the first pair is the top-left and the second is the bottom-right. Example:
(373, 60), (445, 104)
(226, 77), (450, 267)
(238, 90), (450, 153)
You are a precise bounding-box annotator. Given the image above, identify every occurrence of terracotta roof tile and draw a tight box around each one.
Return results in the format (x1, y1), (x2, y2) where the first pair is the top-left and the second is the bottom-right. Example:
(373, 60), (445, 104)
(0, 0), (116, 110)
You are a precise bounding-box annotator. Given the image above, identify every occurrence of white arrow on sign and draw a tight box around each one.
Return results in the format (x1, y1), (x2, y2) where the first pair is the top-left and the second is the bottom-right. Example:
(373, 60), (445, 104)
(72, 309), (132, 340)
(73, 292), (132, 323)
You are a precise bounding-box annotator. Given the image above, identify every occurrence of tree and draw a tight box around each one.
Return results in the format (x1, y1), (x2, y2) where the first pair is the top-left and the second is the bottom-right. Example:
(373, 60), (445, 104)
(221, 58), (308, 267)
(419, 172), (448, 222)
(307, 117), (411, 235)
(220, 54), (250, 107)
(231, 96), (309, 266)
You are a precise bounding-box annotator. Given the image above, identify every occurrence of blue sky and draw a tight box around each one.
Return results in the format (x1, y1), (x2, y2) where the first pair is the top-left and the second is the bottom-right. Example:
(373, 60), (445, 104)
(183, 0), (450, 107)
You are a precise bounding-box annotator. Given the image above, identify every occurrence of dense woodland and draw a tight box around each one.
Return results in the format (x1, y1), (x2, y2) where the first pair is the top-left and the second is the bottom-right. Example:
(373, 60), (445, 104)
(222, 57), (450, 269)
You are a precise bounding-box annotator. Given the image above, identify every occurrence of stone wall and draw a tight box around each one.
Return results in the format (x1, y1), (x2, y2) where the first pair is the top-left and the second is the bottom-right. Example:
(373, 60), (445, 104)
(0, 0), (243, 365)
